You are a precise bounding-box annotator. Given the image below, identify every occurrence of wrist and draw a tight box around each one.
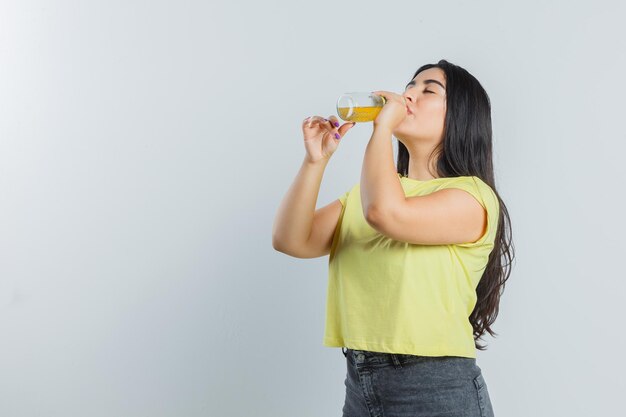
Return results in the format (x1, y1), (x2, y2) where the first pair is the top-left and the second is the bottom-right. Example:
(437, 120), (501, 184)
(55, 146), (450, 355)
(372, 124), (393, 136)
(303, 155), (330, 167)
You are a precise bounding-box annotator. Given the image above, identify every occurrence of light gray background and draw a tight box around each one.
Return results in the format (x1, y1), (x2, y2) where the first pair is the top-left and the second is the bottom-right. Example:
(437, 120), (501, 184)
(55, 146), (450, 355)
(1, 0), (624, 416)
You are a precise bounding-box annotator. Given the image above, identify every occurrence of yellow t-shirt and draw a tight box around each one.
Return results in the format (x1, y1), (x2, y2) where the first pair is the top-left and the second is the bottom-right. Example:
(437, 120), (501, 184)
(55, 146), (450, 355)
(323, 173), (500, 358)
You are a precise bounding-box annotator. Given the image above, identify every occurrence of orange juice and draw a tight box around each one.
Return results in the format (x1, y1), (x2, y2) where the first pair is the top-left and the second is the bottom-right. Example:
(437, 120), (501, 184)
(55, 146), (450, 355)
(337, 106), (382, 122)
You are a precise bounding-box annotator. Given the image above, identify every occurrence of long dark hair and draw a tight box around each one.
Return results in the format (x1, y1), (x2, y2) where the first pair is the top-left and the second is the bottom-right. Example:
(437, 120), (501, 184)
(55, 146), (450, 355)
(397, 59), (515, 351)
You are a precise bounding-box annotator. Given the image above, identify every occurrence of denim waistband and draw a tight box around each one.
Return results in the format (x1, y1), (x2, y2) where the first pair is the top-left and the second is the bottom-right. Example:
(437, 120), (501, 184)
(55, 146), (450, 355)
(342, 347), (478, 372)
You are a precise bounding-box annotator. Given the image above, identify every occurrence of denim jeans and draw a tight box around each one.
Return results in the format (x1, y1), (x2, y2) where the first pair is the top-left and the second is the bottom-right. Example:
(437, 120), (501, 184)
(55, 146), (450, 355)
(341, 347), (495, 417)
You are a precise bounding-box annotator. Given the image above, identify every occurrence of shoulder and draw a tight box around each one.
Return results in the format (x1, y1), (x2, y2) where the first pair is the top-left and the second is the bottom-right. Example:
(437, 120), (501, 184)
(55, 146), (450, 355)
(437, 176), (499, 213)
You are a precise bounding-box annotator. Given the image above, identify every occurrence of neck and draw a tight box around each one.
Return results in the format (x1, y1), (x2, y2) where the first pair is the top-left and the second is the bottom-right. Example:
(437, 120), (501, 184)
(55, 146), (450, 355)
(403, 141), (439, 181)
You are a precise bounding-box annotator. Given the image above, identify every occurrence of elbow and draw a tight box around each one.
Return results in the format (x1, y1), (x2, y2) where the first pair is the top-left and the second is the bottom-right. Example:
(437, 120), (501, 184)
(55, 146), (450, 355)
(366, 203), (398, 235)
(364, 204), (386, 229)
(272, 241), (309, 259)
(272, 236), (304, 258)
(272, 235), (285, 252)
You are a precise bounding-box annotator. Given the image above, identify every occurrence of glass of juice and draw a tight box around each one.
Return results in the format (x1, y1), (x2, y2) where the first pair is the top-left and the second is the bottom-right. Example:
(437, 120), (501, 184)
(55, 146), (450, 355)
(336, 92), (386, 122)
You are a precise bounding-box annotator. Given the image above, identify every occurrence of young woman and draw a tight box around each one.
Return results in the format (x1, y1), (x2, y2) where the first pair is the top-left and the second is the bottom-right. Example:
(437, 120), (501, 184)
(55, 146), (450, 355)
(272, 59), (514, 417)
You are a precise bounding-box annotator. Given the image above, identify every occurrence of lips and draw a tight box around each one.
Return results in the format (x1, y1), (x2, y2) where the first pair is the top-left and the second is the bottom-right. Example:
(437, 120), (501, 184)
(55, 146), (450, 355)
(406, 105), (413, 115)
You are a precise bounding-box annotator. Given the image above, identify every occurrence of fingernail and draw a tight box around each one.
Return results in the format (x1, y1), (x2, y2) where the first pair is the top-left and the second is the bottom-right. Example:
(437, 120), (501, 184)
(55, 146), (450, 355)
(335, 133), (340, 139)
(334, 121), (339, 127)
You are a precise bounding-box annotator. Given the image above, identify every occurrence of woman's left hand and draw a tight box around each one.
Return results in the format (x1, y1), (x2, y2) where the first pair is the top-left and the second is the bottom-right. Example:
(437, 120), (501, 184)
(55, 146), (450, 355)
(371, 90), (407, 132)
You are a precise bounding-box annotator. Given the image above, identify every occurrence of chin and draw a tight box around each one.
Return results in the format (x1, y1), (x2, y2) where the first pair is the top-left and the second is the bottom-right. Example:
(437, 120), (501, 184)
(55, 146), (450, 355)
(394, 123), (442, 144)
(392, 125), (416, 143)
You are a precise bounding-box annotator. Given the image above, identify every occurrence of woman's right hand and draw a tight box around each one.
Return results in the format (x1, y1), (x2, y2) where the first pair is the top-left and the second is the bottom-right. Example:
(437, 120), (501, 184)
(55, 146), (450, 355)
(302, 115), (355, 163)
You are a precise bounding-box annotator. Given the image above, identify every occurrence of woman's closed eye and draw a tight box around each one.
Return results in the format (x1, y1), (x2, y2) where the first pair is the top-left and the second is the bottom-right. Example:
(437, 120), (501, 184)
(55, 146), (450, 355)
(424, 90), (435, 94)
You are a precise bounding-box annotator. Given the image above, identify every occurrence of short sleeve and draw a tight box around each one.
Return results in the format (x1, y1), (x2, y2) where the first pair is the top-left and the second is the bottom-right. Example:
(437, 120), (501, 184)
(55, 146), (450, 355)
(338, 190), (350, 207)
(441, 177), (499, 248)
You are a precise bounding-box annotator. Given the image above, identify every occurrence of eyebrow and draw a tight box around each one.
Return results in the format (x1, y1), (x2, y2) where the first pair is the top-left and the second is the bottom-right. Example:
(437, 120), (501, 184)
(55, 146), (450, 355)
(405, 79), (446, 90)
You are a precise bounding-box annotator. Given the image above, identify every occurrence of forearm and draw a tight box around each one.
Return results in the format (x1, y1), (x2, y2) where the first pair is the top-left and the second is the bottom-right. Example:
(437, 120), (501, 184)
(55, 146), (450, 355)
(360, 126), (404, 220)
(272, 156), (329, 250)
